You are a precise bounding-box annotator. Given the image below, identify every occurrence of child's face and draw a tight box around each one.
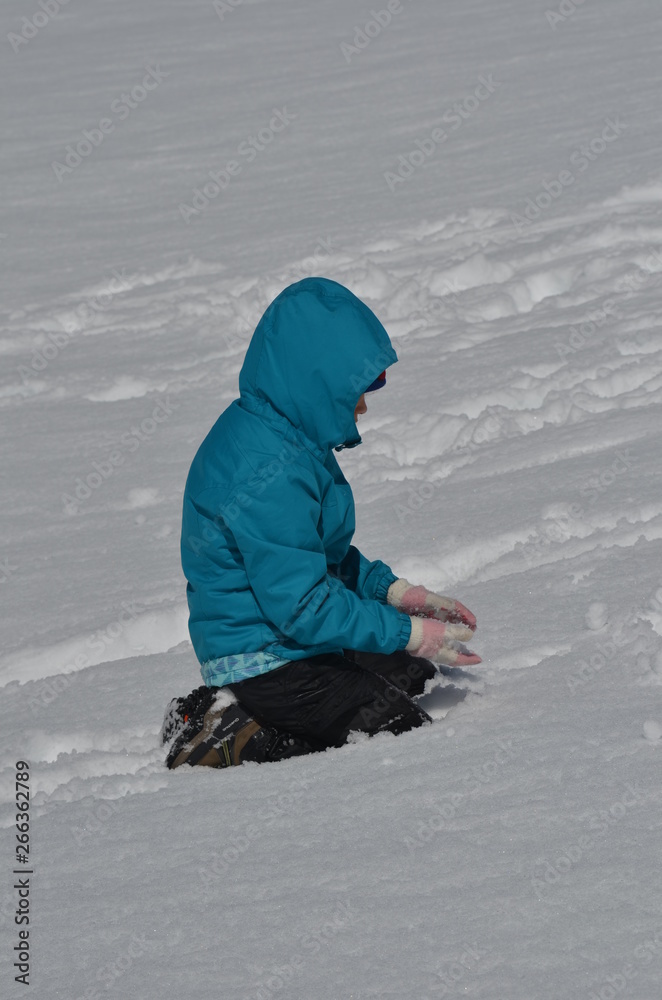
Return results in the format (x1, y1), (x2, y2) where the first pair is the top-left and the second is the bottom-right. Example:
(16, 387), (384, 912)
(354, 394), (368, 423)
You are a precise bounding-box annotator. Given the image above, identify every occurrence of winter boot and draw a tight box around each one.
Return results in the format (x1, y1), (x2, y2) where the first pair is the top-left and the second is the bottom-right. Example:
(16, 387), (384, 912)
(162, 685), (314, 769)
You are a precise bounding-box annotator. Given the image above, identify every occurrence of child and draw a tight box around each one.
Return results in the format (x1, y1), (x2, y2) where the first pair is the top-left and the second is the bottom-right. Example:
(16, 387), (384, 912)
(163, 277), (479, 769)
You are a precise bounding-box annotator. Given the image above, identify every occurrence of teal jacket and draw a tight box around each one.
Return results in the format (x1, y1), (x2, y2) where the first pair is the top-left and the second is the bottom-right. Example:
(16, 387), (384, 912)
(181, 278), (413, 686)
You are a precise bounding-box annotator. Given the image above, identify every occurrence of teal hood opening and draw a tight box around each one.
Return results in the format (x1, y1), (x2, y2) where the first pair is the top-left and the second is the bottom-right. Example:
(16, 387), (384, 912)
(238, 277), (398, 452)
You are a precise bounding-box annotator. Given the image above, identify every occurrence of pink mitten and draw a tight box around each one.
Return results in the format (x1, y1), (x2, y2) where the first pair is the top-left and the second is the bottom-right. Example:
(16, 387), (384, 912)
(406, 617), (481, 667)
(388, 578), (477, 631)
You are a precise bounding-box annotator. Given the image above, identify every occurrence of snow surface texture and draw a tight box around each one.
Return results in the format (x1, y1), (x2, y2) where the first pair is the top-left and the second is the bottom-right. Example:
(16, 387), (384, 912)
(1, 0), (662, 997)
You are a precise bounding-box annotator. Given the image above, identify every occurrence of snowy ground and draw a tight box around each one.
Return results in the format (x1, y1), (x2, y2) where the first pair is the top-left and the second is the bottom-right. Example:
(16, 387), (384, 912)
(2, 0), (662, 997)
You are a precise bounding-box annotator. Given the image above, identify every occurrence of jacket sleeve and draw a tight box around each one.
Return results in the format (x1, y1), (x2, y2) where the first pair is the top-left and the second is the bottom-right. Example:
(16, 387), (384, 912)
(329, 545), (398, 603)
(221, 468), (411, 655)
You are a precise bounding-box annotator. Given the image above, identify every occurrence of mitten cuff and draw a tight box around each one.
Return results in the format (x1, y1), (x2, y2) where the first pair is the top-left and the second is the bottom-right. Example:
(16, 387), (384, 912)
(387, 578), (412, 608)
(405, 615), (424, 653)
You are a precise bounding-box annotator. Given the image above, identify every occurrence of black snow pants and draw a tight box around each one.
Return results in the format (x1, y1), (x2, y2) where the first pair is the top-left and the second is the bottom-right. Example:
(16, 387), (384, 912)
(229, 649), (436, 751)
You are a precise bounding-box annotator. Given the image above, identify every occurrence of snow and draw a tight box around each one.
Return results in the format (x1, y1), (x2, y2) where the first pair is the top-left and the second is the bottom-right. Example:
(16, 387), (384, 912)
(2, 0), (662, 997)
(643, 720), (662, 743)
(585, 602), (609, 632)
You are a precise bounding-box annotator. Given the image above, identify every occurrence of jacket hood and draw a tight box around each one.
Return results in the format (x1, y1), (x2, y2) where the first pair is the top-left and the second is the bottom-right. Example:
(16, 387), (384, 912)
(238, 277), (398, 452)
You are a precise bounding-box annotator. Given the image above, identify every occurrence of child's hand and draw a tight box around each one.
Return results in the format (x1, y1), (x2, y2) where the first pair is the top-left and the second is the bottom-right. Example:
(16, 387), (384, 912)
(388, 579), (477, 631)
(405, 617), (482, 667)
